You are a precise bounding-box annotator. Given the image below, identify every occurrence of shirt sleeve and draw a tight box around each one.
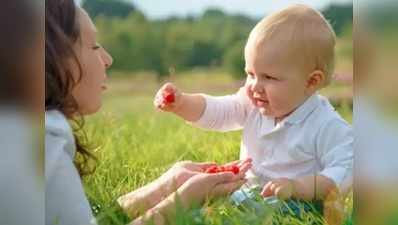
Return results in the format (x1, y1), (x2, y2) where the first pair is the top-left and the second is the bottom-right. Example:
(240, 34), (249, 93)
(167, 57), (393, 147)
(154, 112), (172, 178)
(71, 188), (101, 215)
(46, 133), (97, 225)
(191, 87), (253, 132)
(317, 118), (353, 190)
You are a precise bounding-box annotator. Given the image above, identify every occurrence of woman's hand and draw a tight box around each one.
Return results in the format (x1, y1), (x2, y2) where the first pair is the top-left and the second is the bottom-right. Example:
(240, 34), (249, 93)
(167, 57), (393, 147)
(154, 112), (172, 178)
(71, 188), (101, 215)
(119, 159), (252, 219)
(130, 171), (248, 225)
(177, 170), (248, 208)
(163, 158), (252, 190)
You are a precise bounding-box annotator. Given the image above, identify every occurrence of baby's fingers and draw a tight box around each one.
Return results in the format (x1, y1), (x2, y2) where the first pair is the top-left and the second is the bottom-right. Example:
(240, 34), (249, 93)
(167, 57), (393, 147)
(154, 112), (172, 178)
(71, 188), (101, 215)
(162, 82), (177, 93)
(261, 182), (274, 197)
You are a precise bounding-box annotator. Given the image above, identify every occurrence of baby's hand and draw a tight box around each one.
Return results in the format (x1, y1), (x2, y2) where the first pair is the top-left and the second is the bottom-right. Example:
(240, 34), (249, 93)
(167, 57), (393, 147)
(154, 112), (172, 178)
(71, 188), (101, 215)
(261, 177), (295, 200)
(154, 82), (183, 112)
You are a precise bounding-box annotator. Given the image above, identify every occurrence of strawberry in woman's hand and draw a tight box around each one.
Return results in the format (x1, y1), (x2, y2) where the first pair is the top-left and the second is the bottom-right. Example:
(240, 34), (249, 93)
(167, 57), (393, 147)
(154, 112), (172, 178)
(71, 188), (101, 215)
(205, 165), (240, 174)
(229, 165), (240, 174)
(205, 166), (218, 174)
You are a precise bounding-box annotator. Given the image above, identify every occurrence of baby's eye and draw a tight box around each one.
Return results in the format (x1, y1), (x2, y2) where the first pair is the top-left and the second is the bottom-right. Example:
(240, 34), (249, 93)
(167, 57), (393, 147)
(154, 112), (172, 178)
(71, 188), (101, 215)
(247, 73), (255, 79)
(265, 75), (277, 80)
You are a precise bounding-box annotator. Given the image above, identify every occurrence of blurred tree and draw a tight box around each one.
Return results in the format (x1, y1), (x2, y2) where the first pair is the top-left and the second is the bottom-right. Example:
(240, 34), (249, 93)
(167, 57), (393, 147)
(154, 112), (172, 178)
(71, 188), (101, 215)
(88, 2), (352, 80)
(223, 40), (246, 79)
(322, 4), (352, 35)
(82, 0), (135, 19)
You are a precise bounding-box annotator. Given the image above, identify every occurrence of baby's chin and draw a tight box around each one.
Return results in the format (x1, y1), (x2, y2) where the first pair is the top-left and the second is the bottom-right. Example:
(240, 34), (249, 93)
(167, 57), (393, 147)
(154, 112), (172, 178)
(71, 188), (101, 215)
(258, 107), (274, 117)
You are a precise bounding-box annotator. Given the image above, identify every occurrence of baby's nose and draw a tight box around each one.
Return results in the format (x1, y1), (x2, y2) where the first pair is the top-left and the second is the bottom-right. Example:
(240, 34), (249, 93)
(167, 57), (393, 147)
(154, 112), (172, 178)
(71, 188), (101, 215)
(251, 81), (264, 93)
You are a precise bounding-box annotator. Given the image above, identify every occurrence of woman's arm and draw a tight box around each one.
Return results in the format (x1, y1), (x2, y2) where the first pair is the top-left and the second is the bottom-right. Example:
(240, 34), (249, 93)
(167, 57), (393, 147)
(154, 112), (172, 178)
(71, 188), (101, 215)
(119, 160), (252, 218)
(130, 172), (248, 225)
(118, 175), (175, 219)
(118, 161), (203, 218)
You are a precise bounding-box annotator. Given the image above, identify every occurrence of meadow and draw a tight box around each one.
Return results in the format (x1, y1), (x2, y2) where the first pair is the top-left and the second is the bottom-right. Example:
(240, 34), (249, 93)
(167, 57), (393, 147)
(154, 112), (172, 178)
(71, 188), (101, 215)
(82, 64), (353, 225)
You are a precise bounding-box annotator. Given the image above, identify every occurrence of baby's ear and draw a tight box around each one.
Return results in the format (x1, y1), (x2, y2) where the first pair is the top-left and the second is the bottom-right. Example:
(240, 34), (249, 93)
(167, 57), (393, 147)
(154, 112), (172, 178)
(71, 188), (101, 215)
(306, 70), (325, 92)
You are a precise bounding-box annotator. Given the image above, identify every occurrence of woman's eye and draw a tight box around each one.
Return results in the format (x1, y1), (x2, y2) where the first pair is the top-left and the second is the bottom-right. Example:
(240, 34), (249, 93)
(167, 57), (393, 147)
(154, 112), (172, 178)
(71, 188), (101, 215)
(92, 44), (101, 50)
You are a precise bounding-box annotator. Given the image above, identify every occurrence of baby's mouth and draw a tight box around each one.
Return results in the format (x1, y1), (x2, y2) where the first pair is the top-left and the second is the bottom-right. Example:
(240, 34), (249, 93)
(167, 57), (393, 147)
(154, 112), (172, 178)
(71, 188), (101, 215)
(254, 98), (269, 107)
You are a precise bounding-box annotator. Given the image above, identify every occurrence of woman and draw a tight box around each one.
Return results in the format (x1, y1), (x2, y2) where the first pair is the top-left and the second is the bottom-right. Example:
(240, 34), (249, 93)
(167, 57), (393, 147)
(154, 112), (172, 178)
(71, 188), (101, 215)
(45, 1), (251, 225)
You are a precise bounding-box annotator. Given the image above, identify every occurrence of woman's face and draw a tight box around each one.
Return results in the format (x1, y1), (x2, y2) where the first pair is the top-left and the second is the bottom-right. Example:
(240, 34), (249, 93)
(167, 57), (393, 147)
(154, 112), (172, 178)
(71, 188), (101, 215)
(71, 8), (113, 115)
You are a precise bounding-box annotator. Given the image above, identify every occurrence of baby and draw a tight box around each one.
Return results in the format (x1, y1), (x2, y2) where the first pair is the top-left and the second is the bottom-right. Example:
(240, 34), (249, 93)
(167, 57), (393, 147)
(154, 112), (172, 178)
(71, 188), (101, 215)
(154, 4), (353, 202)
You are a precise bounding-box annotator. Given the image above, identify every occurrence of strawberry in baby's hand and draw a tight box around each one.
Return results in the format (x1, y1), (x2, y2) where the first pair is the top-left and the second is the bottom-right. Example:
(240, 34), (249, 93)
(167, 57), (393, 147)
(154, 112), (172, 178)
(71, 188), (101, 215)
(162, 92), (175, 104)
(205, 165), (240, 174)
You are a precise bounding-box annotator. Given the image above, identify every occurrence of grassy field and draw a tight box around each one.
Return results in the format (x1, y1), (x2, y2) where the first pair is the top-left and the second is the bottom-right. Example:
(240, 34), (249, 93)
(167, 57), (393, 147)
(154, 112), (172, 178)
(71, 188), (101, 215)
(82, 70), (353, 225)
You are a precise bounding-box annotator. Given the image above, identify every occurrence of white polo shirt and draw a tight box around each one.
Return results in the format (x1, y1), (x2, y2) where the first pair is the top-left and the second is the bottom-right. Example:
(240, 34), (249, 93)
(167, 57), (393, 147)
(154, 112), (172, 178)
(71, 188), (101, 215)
(193, 89), (353, 189)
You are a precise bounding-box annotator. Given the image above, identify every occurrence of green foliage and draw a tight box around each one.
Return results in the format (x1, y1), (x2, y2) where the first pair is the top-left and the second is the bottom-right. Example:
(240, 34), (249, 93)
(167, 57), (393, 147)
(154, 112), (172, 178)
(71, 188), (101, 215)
(82, 0), (135, 19)
(86, 3), (352, 79)
(223, 40), (246, 79)
(322, 4), (352, 35)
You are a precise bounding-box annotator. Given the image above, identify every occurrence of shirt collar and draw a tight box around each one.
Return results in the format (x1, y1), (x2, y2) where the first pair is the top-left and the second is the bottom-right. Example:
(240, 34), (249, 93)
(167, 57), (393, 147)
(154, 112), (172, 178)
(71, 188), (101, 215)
(45, 110), (76, 157)
(282, 93), (321, 125)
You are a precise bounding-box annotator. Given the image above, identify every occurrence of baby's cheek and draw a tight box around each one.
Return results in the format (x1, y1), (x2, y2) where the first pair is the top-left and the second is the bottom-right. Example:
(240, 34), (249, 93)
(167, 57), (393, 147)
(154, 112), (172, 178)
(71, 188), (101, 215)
(245, 86), (256, 104)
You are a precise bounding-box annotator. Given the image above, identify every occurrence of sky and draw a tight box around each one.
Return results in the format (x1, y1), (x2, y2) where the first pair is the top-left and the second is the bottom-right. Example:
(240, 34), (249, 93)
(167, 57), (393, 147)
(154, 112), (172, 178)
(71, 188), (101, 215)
(77, 0), (352, 19)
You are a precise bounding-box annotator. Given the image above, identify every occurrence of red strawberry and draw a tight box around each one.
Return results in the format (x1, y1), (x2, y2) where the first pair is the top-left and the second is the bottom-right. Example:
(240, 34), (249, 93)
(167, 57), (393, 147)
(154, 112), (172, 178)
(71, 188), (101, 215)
(230, 165), (240, 174)
(205, 165), (239, 174)
(205, 166), (218, 174)
(163, 92), (175, 104)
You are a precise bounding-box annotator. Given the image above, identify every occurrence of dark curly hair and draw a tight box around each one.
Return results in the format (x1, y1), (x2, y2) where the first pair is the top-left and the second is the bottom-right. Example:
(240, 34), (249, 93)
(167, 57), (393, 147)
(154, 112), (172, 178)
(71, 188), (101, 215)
(45, 0), (96, 176)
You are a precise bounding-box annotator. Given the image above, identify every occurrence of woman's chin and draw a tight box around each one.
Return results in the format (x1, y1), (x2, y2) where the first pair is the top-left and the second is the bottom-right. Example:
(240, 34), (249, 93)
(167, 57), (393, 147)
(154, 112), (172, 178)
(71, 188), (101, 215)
(80, 102), (102, 116)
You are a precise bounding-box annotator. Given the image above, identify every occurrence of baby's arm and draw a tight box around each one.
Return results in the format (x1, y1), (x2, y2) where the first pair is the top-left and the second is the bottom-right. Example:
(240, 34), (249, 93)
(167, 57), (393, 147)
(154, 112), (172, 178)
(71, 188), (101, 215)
(174, 93), (207, 122)
(154, 83), (251, 131)
(261, 175), (337, 201)
(154, 83), (206, 122)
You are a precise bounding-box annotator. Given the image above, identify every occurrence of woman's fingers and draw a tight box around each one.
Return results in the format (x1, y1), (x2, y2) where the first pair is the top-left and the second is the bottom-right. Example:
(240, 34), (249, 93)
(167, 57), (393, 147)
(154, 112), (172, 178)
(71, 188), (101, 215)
(196, 162), (217, 170)
(238, 163), (252, 177)
(222, 160), (240, 167)
(223, 158), (252, 167)
(210, 179), (247, 197)
(207, 171), (235, 183)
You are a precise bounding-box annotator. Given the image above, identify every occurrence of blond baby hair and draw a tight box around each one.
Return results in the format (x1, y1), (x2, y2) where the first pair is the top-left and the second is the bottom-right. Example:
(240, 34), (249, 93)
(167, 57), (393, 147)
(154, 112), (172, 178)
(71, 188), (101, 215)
(246, 4), (336, 86)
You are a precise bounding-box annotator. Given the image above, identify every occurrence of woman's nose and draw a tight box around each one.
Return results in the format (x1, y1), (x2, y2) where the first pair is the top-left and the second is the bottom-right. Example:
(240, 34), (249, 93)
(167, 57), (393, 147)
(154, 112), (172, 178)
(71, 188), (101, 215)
(102, 48), (113, 69)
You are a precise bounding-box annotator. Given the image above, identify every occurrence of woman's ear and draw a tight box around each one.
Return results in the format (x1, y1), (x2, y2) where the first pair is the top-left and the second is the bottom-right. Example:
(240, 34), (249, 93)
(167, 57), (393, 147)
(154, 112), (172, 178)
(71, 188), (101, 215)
(305, 70), (325, 94)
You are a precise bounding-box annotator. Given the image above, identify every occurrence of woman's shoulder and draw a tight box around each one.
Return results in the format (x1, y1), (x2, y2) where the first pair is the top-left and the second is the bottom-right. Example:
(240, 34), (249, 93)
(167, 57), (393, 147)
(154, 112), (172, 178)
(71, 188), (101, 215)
(45, 110), (73, 137)
(45, 110), (76, 170)
(45, 110), (96, 225)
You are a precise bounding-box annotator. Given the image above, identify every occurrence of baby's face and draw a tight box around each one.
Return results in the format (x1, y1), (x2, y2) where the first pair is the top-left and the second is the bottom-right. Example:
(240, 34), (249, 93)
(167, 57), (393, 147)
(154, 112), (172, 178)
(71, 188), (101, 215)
(244, 41), (311, 119)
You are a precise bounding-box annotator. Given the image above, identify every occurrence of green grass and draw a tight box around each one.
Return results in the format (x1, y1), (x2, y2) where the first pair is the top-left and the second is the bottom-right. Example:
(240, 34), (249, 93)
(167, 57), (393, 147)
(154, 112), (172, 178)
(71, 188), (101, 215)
(83, 71), (353, 225)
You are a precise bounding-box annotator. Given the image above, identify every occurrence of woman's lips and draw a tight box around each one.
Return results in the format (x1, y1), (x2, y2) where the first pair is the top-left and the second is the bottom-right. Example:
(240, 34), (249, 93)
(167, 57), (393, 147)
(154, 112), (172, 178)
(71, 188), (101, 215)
(101, 85), (107, 91)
